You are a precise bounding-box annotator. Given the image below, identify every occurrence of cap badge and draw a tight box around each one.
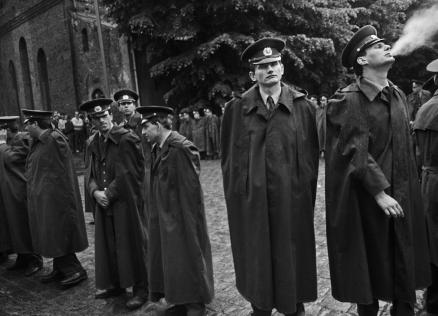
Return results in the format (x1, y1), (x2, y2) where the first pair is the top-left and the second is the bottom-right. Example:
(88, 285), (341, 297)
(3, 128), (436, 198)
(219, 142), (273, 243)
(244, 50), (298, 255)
(263, 47), (272, 56)
(94, 106), (102, 112)
(122, 95), (130, 100)
(370, 35), (377, 40)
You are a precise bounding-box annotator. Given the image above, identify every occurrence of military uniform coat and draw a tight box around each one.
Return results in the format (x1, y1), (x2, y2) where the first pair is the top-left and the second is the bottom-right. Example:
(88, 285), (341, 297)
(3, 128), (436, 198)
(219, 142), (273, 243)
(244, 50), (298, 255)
(192, 117), (206, 152)
(325, 78), (431, 304)
(149, 131), (214, 305)
(88, 126), (148, 290)
(414, 89), (438, 266)
(205, 114), (220, 157)
(221, 83), (319, 314)
(26, 129), (88, 258)
(0, 133), (34, 254)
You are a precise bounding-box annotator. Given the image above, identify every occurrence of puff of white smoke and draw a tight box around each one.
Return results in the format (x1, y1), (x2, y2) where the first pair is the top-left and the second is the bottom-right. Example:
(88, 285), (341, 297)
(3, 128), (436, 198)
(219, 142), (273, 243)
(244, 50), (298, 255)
(391, 3), (438, 56)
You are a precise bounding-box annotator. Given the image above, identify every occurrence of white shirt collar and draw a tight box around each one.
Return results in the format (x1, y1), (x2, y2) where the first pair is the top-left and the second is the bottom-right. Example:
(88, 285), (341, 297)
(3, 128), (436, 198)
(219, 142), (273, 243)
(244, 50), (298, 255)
(259, 86), (281, 108)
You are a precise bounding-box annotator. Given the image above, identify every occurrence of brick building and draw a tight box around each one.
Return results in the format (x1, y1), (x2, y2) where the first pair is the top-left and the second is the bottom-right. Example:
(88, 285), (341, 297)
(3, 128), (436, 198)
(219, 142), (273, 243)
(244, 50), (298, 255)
(0, 0), (139, 116)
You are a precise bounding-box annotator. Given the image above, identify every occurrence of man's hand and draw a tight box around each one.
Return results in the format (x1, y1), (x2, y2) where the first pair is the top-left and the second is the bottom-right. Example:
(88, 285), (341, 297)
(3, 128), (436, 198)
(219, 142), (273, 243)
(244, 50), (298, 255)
(0, 129), (7, 144)
(93, 190), (109, 208)
(374, 191), (404, 218)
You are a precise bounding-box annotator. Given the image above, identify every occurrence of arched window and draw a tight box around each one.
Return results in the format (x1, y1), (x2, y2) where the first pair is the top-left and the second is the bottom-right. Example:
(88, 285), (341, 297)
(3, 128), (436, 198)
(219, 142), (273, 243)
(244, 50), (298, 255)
(37, 49), (51, 110)
(19, 37), (34, 108)
(92, 88), (104, 99)
(8, 61), (21, 115)
(82, 28), (89, 52)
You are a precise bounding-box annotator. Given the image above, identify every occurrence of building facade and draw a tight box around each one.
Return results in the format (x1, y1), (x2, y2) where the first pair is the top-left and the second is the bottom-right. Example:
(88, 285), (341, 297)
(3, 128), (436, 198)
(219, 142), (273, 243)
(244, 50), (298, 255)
(0, 0), (137, 116)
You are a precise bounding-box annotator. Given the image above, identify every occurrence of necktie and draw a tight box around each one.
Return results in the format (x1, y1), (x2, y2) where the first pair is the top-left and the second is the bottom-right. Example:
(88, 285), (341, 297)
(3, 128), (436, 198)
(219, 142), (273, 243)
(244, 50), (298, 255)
(267, 96), (276, 113)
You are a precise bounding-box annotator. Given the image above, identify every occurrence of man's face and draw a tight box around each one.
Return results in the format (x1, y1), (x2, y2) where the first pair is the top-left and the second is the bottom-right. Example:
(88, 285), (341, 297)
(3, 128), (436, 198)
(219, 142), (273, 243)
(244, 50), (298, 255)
(75, 111), (79, 118)
(119, 101), (136, 116)
(193, 111), (200, 119)
(360, 42), (395, 68)
(92, 112), (113, 133)
(25, 121), (39, 138)
(183, 113), (190, 120)
(142, 121), (160, 143)
(250, 61), (284, 87)
(204, 109), (212, 117)
(320, 96), (328, 106)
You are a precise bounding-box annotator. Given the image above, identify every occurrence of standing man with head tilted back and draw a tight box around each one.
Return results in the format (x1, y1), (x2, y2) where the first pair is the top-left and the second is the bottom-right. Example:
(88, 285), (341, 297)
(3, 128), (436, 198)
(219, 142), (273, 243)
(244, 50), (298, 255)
(0, 116), (42, 276)
(23, 109), (88, 289)
(221, 38), (319, 316)
(413, 59), (438, 316)
(325, 26), (431, 316)
(80, 99), (149, 310)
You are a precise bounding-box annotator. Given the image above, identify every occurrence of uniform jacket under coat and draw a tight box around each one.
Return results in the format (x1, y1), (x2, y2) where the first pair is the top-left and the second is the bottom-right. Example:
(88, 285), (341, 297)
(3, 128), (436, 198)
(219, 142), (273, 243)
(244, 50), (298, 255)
(325, 78), (431, 304)
(0, 133), (33, 254)
(221, 83), (319, 314)
(26, 129), (88, 258)
(414, 89), (438, 266)
(88, 126), (148, 290)
(149, 131), (214, 305)
(192, 117), (206, 152)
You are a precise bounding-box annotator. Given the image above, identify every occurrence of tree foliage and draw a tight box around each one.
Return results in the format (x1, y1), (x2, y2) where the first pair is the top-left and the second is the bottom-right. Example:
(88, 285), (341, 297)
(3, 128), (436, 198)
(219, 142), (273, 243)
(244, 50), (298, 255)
(103, 0), (435, 110)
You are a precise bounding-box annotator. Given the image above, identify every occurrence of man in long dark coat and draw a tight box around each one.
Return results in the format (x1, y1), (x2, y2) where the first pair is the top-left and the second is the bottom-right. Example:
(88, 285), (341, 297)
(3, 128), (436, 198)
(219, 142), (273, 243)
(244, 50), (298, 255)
(221, 38), (319, 316)
(80, 99), (149, 310)
(413, 58), (438, 316)
(325, 25), (431, 316)
(178, 108), (193, 141)
(0, 116), (42, 276)
(191, 109), (206, 159)
(407, 79), (432, 123)
(23, 109), (88, 288)
(204, 107), (220, 159)
(138, 105), (214, 316)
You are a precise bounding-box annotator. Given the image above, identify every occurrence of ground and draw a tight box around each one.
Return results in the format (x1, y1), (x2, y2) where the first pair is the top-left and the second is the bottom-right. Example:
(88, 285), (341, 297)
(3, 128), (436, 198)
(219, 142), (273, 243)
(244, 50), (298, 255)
(0, 160), (425, 315)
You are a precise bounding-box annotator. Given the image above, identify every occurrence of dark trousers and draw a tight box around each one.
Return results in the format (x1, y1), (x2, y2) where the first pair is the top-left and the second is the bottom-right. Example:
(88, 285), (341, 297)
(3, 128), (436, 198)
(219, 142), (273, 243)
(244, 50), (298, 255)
(73, 130), (83, 152)
(357, 300), (414, 316)
(16, 253), (42, 266)
(251, 303), (304, 316)
(53, 253), (84, 276)
(426, 263), (438, 314)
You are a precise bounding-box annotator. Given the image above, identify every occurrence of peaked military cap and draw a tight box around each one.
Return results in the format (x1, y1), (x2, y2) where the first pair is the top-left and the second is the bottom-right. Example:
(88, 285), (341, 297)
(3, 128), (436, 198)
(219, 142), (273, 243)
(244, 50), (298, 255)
(426, 59), (438, 73)
(136, 106), (174, 125)
(0, 116), (20, 123)
(241, 37), (285, 65)
(79, 98), (113, 118)
(113, 89), (139, 103)
(22, 109), (53, 124)
(341, 25), (385, 68)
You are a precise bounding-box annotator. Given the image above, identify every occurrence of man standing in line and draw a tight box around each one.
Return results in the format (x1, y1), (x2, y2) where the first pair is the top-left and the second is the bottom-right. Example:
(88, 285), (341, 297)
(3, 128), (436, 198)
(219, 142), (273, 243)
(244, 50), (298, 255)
(325, 25), (431, 316)
(80, 99), (149, 310)
(221, 38), (319, 316)
(191, 109), (206, 159)
(23, 109), (88, 288)
(407, 79), (431, 123)
(0, 116), (42, 276)
(413, 58), (438, 316)
(114, 89), (142, 137)
(138, 105), (214, 316)
(178, 108), (193, 141)
(204, 107), (220, 160)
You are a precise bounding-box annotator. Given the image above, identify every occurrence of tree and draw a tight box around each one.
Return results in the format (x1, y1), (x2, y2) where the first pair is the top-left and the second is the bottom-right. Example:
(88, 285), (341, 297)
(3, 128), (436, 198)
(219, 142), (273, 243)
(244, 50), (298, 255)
(103, 0), (432, 110)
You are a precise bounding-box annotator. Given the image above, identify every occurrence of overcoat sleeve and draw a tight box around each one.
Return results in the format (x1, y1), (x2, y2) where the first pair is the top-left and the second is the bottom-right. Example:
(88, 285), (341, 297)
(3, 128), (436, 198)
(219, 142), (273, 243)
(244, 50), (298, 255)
(327, 90), (390, 196)
(105, 133), (144, 203)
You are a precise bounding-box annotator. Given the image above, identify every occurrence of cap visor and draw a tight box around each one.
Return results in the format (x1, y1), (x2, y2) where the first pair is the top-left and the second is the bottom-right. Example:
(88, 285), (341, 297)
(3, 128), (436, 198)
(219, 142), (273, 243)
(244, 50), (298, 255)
(252, 56), (282, 65)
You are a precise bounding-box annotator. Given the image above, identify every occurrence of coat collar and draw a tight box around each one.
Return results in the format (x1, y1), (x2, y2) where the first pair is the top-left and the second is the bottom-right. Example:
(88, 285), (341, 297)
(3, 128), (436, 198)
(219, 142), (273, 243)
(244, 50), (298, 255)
(242, 83), (305, 115)
(37, 129), (52, 143)
(355, 76), (398, 102)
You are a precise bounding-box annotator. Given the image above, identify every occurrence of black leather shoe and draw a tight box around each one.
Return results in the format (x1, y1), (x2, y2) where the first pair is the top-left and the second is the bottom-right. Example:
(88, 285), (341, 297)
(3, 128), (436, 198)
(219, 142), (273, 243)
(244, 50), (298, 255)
(60, 270), (87, 288)
(24, 262), (43, 276)
(165, 305), (187, 316)
(40, 269), (64, 283)
(126, 295), (148, 310)
(95, 287), (126, 299)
